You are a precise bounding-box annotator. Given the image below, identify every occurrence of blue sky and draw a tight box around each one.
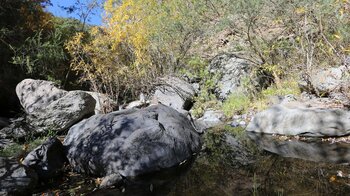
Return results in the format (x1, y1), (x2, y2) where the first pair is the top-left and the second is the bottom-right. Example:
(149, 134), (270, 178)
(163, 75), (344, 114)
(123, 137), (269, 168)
(46, 0), (103, 26)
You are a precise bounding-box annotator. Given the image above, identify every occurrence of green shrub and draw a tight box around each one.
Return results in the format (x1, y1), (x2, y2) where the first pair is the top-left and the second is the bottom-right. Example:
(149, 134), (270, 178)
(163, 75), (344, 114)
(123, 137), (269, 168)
(186, 56), (208, 74)
(221, 76), (300, 115)
(184, 57), (222, 118)
(261, 78), (300, 98)
(0, 143), (23, 157)
(222, 91), (251, 116)
(11, 30), (67, 82)
(191, 82), (220, 118)
(0, 137), (46, 157)
(251, 77), (301, 111)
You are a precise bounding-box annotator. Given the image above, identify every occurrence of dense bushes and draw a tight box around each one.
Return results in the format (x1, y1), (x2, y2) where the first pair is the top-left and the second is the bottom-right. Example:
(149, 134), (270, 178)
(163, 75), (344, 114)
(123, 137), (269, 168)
(65, 0), (350, 106)
(0, 0), (87, 116)
(66, 0), (206, 103)
(215, 0), (350, 75)
(0, 0), (53, 116)
(1, 0), (349, 115)
(11, 17), (85, 87)
(0, 0), (53, 74)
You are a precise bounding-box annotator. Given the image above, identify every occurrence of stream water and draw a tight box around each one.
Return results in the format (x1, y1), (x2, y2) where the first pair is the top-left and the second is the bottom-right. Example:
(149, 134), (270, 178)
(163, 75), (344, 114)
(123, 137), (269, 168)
(34, 129), (350, 196)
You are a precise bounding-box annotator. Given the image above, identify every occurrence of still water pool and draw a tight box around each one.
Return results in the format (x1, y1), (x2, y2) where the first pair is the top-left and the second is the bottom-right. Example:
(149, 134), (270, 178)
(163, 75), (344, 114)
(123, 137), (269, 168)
(35, 129), (350, 195)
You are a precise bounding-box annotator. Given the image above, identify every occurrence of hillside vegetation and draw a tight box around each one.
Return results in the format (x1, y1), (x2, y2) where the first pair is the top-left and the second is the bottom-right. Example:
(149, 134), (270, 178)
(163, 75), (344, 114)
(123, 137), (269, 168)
(1, 0), (350, 115)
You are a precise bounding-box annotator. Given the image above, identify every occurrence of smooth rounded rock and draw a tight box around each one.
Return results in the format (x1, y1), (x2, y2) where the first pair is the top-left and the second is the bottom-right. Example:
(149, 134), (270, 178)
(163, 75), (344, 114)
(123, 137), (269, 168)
(63, 104), (201, 180)
(196, 110), (225, 130)
(28, 90), (96, 133)
(16, 79), (67, 114)
(247, 105), (350, 137)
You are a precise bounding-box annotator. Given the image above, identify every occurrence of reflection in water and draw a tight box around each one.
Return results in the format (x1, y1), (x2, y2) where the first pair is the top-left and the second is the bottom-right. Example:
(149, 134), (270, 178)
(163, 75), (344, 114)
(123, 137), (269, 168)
(246, 132), (350, 195)
(247, 132), (350, 164)
(34, 130), (350, 195)
(90, 158), (196, 196)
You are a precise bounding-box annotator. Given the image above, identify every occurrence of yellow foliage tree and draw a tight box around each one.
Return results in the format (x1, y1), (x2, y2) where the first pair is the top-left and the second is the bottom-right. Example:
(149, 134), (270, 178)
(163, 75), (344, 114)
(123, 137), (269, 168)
(104, 0), (156, 66)
(66, 0), (204, 103)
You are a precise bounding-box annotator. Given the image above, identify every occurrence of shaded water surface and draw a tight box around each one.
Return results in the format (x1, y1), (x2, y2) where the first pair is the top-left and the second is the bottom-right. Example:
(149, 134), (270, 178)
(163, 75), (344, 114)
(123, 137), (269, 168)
(35, 130), (350, 195)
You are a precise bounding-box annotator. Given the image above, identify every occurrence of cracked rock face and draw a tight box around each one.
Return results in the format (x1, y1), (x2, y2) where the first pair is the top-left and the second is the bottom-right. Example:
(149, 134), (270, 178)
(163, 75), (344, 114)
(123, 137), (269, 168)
(63, 104), (201, 180)
(298, 66), (350, 97)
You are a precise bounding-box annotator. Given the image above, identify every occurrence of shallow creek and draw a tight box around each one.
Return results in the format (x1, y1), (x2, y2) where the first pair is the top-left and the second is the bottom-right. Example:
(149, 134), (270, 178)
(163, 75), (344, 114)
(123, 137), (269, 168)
(33, 129), (350, 195)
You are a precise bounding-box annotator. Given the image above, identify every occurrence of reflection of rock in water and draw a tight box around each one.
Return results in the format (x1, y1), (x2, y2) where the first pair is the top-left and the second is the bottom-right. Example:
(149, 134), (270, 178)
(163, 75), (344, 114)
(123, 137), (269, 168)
(89, 157), (195, 196)
(91, 131), (257, 196)
(216, 133), (255, 167)
(247, 132), (350, 164)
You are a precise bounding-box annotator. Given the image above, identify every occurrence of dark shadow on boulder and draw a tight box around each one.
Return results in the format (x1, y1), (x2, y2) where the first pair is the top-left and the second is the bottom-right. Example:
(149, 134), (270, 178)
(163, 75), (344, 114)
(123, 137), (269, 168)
(22, 137), (68, 181)
(63, 104), (202, 184)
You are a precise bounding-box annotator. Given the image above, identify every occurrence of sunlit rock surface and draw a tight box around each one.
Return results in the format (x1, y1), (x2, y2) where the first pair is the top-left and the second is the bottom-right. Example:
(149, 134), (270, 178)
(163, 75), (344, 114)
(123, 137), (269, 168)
(27, 90), (96, 133)
(153, 76), (196, 112)
(196, 110), (225, 130)
(247, 105), (350, 137)
(209, 53), (252, 100)
(6, 79), (96, 137)
(85, 91), (116, 114)
(298, 66), (349, 96)
(16, 79), (67, 114)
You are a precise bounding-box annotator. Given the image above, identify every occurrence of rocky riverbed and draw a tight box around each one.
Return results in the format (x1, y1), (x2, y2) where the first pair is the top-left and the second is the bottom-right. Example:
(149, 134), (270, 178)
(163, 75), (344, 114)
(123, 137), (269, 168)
(2, 62), (350, 195)
(24, 129), (350, 195)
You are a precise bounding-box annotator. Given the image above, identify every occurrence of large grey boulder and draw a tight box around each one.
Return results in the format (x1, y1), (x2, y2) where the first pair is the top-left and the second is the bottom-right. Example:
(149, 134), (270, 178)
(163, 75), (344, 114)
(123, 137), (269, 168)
(17, 79), (115, 115)
(22, 137), (67, 180)
(153, 76), (196, 112)
(27, 91), (96, 133)
(0, 157), (38, 195)
(63, 104), (201, 182)
(246, 105), (350, 137)
(13, 79), (96, 135)
(1, 79), (98, 140)
(209, 53), (252, 100)
(16, 79), (67, 114)
(299, 66), (349, 97)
